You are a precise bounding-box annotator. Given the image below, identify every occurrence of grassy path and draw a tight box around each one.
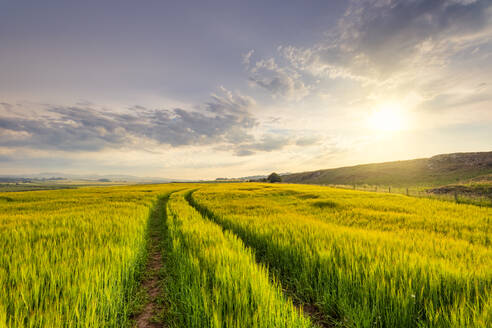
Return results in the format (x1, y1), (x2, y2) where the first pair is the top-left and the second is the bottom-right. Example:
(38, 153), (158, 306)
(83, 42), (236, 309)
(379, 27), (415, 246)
(133, 196), (170, 328)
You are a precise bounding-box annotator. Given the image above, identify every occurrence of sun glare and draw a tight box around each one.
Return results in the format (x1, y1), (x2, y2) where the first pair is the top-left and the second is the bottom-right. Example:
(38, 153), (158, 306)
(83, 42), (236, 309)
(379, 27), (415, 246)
(368, 103), (407, 132)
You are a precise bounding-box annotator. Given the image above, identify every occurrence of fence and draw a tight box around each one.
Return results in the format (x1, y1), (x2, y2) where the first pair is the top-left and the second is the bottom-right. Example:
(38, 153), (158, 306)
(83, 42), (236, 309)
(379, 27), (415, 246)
(319, 183), (492, 207)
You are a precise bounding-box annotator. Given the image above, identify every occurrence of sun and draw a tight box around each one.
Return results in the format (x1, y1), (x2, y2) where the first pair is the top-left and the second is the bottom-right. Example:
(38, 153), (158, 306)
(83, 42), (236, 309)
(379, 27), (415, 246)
(368, 103), (407, 132)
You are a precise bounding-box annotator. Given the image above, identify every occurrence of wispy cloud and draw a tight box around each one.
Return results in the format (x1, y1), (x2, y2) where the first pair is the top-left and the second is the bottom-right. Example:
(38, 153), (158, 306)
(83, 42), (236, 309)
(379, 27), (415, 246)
(279, 0), (492, 81)
(242, 49), (255, 65)
(245, 57), (311, 101)
(245, 0), (492, 116)
(233, 134), (293, 156)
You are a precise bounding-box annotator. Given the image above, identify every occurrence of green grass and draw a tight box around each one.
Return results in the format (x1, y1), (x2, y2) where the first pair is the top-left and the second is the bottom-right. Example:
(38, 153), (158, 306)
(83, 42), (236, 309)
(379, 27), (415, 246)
(164, 190), (312, 327)
(191, 183), (492, 327)
(0, 184), (180, 327)
(2, 182), (490, 327)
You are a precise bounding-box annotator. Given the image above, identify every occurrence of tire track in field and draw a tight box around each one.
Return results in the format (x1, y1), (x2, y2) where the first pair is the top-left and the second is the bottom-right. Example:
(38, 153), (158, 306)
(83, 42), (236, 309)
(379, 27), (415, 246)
(133, 195), (170, 328)
(185, 190), (333, 328)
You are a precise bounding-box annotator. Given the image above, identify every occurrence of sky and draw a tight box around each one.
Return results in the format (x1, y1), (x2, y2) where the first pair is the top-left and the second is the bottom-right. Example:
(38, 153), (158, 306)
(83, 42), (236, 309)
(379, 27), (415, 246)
(1, 0), (491, 179)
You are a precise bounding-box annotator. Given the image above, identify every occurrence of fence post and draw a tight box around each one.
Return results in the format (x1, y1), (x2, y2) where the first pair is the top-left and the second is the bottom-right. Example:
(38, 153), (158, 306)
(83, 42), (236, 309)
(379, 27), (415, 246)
(454, 191), (458, 203)
(388, 186), (391, 193)
(406, 188), (409, 196)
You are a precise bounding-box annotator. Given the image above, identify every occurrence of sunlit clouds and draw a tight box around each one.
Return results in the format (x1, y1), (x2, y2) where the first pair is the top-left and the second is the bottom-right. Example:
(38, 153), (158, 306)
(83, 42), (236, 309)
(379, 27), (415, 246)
(0, 0), (491, 178)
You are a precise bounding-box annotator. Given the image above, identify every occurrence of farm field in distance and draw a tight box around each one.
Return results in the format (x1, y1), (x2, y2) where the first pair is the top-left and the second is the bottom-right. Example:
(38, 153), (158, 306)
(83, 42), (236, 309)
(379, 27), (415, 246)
(1, 183), (491, 327)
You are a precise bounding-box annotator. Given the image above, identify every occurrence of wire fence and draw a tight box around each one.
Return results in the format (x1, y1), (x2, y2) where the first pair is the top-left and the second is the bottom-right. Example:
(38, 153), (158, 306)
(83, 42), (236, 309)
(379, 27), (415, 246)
(319, 183), (492, 207)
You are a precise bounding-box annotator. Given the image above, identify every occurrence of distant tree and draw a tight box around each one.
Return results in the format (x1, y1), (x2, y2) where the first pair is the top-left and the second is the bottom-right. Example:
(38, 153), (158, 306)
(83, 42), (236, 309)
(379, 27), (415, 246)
(267, 172), (281, 183)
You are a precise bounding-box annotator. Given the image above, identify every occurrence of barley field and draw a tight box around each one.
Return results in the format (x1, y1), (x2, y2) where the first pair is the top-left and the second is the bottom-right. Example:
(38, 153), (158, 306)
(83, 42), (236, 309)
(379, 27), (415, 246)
(1, 183), (491, 327)
(0, 184), (179, 327)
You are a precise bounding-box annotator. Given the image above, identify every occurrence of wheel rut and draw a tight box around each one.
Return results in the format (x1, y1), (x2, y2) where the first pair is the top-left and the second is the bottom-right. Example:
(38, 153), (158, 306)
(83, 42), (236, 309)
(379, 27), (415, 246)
(184, 190), (334, 328)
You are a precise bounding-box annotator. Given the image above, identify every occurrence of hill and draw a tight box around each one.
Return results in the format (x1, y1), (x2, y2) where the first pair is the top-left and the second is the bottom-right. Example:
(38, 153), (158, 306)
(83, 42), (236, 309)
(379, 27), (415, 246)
(283, 151), (492, 187)
(427, 173), (492, 198)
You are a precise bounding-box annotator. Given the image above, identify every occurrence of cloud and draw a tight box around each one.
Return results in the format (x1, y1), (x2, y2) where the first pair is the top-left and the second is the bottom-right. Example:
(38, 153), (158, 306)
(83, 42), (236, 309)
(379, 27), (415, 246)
(242, 49), (255, 65)
(0, 89), (257, 152)
(0, 153), (73, 167)
(0, 154), (13, 162)
(227, 133), (322, 157)
(295, 136), (321, 146)
(240, 0), (492, 125)
(234, 149), (256, 157)
(338, 0), (491, 74)
(246, 57), (311, 100)
(0, 103), (13, 111)
(243, 0), (491, 103)
(420, 90), (492, 111)
(233, 134), (293, 156)
(279, 0), (492, 83)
